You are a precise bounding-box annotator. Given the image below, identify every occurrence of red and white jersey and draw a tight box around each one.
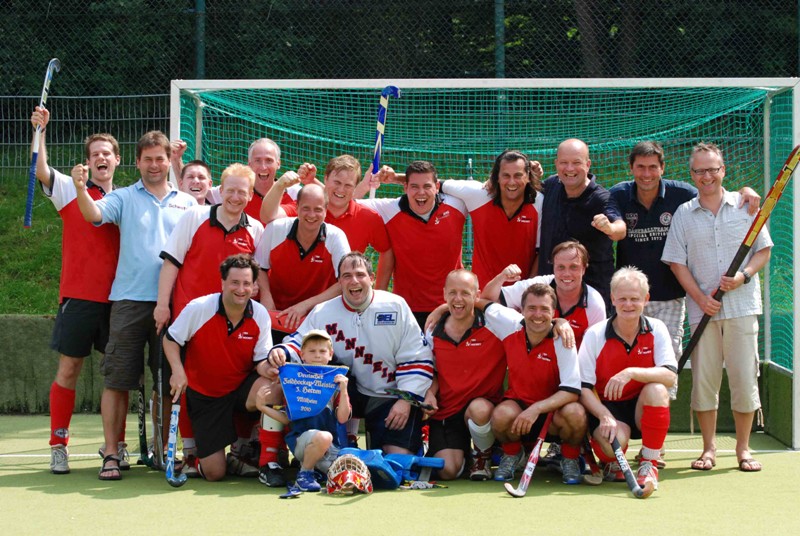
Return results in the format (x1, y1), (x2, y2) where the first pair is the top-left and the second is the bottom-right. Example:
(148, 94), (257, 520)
(43, 168), (120, 303)
(360, 194), (466, 312)
(578, 315), (677, 402)
(167, 293), (272, 397)
(426, 306), (507, 420)
(279, 290), (434, 400)
(254, 218), (350, 310)
(490, 304), (581, 405)
(441, 179), (542, 288)
(500, 274), (606, 348)
(160, 205), (264, 317)
(208, 184), (299, 223)
(323, 200), (390, 254)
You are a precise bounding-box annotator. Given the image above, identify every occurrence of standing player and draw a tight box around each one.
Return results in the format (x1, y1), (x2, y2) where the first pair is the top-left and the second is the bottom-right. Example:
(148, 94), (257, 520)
(266, 252), (434, 455)
(30, 106), (122, 475)
(481, 240), (606, 348)
(423, 270), (507, 481)
(254, 183), (350, 331)
(440, 150), (543, 287)
(73, 131), (196, 480)
(579, 267), (676, 492)
(361, 161), (467, 328)
(539, 139), (625, 308)
(489, 284), (587, 485)
(155, 163), (265, 476)
(260, 155), (394, 289)
(163, 254), (280, 481)
(662, 143), (771, 473)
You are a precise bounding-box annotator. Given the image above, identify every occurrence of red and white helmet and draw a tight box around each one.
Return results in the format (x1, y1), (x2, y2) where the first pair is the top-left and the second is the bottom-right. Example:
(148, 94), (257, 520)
(326, 454), (373, 495)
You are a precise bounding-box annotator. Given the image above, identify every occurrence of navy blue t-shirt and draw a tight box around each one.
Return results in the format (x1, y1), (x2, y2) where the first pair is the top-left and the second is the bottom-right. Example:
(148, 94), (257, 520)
(608, 179), (697, 302)
(539, 174), (620, 308)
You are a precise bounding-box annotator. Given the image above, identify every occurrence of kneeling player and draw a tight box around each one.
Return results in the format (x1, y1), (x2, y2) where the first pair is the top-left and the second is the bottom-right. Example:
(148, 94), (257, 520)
(163, 254), (283, 481)
(423, 270), (507, 480)
(578, 267), (676, 492)
(490, 284), (587, 484)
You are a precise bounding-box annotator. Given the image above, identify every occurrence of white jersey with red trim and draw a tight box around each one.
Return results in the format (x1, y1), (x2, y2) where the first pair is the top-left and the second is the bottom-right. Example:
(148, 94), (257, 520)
(278, 290), (434, 400)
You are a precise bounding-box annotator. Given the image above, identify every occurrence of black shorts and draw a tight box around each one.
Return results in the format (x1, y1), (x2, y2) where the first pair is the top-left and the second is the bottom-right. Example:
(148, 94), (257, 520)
(587, 396), (642, 440)
(50, 298), (112, 358)
(504, 399), (555, 442)
(350, 386), (424, 453)
(186, 371), (260, 459)
(428, 406), (471, 456)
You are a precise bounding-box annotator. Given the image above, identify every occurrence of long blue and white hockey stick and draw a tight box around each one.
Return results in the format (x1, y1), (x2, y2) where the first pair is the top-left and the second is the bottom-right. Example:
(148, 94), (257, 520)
(369, 85), (401, 199)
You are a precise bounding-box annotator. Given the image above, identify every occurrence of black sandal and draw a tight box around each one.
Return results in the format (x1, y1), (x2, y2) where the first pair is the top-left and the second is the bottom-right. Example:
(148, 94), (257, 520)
(99, 455), (122, 481)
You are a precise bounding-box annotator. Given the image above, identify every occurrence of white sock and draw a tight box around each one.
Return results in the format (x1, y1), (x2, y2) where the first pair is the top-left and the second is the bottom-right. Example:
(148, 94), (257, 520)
(468, 419), (494, 452)
(641, 446), (661, 461)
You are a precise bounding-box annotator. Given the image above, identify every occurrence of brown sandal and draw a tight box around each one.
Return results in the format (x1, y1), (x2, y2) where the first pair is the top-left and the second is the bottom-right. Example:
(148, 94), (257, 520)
(738, 458), (762, 472)
(690, 456), (715, 471)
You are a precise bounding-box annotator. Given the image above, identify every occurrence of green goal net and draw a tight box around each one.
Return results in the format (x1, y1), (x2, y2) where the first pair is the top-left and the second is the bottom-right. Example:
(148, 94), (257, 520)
(172, 80), (796, 371)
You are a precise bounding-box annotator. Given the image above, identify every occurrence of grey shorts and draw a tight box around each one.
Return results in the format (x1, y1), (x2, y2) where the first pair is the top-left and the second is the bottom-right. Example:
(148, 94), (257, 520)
(101, 300), (160, 391)
(294, 430), (340, 473)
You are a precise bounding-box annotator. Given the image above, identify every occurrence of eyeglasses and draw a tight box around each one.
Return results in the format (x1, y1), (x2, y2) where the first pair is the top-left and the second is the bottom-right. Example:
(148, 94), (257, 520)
(691, 167), (722, 176)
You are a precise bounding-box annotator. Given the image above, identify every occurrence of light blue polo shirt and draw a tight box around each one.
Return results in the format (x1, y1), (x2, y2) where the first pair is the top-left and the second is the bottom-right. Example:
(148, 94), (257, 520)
(96, 180), (196, 301)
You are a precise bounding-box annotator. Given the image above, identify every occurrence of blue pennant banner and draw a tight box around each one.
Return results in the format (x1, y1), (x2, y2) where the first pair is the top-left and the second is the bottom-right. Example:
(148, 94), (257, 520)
(279, 363), (349, 421)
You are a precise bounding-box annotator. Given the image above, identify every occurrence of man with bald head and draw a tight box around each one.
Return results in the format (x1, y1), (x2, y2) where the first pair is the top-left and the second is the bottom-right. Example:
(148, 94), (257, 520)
(254, 183), (350, 332)
(538, 139), (624, 309)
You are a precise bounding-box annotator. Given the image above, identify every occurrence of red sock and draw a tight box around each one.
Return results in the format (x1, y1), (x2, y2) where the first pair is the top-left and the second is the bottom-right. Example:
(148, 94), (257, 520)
(178, 391), (194, 439)
(258, 428), (284, 466)
(502, 441), (522, 456)
(640, 405), (670, 452)
(49, 382), (75, 446)
(560, 443), (580, 459)
(590, 437), (615, 464)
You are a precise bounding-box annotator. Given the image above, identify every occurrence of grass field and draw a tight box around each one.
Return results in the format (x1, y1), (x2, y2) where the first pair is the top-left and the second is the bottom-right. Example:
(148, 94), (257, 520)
(1, 414), (797, 535)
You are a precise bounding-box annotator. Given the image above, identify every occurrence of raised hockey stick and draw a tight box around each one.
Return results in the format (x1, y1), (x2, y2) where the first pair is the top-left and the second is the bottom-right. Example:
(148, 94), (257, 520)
(677, 144), (800, 373)
(611, 437), (654, 499)
(383, 388), (434, 411)
(369, 85), (401, 199)
(504, 412), (554, 498)
(165, 401), (188, 487)
(25, 58), (61, 228)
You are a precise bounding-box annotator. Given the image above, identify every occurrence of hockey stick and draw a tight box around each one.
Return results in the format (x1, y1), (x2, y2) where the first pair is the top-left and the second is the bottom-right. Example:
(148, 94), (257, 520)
(165, 401), (188, 487)
(136, 377), (154, 466)
(611, 437), (654, 499)
(25, 58), (61, 228)
(581, 435), (603, 486)
(504, 412), (554, 498)
(369, 85), (401, 199)
(677, 144), (800, 373)
(153, 336), (166, 470)
(383, 388), (434, 411)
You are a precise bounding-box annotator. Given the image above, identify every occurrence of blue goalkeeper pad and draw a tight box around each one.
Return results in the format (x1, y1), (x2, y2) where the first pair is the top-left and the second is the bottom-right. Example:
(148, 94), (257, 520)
(384, 453), (444, 481)
(338, 448), (403, 489)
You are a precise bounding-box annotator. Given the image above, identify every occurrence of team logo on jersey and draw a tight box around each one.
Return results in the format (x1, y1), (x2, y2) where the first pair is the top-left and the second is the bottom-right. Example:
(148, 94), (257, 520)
(625, 212), (638, 229)
(168, 203), (190, 210)
(237, 332), (254, 340)
(310, 255), (324, 264)
(536, 352), (552, 362)
(659, 212), (672, 226)
(516, 215), (531, 224)
(434, 210), (451, 225)
(232, 237), (249, 248)
(465, 338), (482, 347)
(374, 312), (397, 326)
(637, 346), (653, 356)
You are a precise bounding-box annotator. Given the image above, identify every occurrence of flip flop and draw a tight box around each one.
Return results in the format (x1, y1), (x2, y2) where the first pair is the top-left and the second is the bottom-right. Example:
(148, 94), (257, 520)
(690, 456), (715, 471)
(99, 455), (122, 481)
(738, 458), (762, 472)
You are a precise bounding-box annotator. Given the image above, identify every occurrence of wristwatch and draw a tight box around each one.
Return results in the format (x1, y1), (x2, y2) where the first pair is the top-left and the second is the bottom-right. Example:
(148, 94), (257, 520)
(741, 269), (752, 284)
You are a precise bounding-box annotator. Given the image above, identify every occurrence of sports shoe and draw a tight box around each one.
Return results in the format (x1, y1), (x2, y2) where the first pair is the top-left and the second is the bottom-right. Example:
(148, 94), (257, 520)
(469, 448), (493, 481)
(50, 445), (70, 474)
(560, 456), (582, 485)
(493, 450), (525, 481)
(237, 439), (261, 468)
(258, 462), (287, 487)
(636, 459), (659, 490)
(602, 461), (626, 482)
(226, 452), (259, 477)
(98, 442), (131, 471)
(295, 469), (321, 492)
(635, 447), (666, 469)
(542, 441), (562, 468)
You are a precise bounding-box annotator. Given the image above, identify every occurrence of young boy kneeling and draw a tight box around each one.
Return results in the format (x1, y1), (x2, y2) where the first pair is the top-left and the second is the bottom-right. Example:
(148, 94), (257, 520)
(257, 329), (350, 491)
